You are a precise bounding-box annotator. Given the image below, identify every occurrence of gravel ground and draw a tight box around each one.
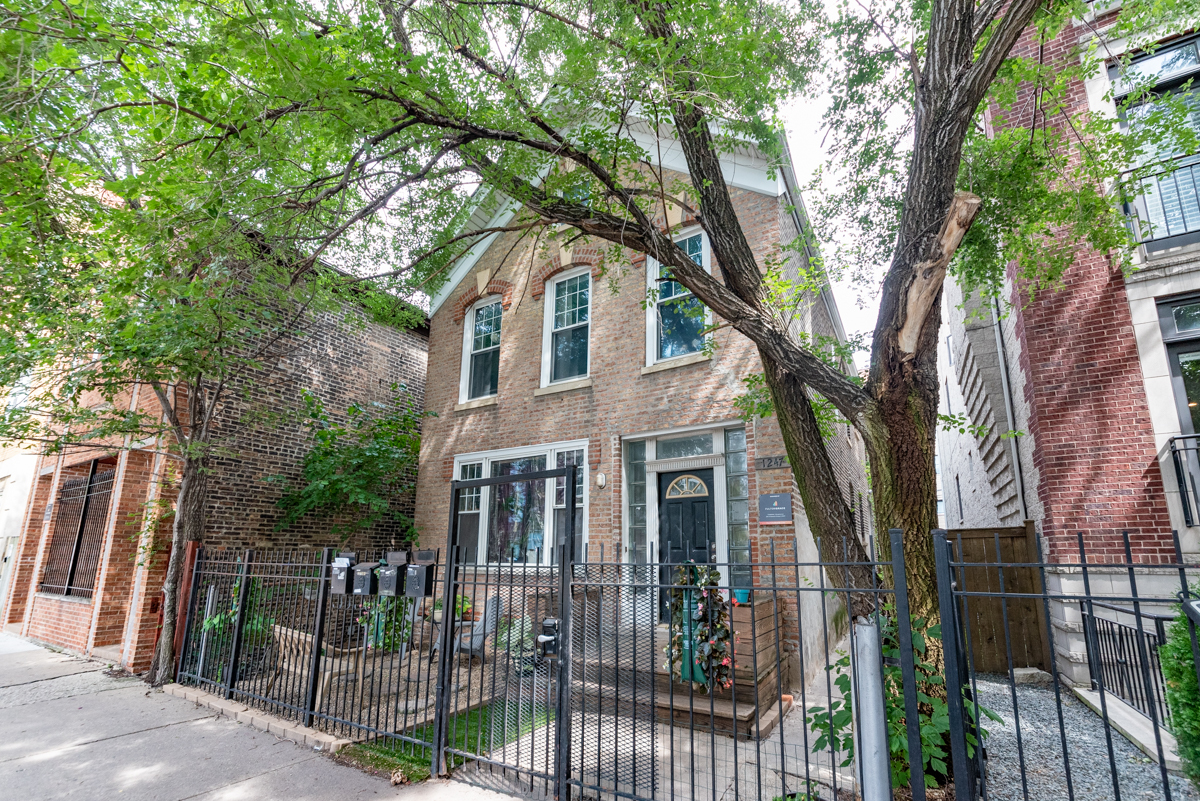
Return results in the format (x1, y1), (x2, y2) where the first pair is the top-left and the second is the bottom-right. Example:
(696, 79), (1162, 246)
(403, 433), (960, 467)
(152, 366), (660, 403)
(972, 675), (1196, 801)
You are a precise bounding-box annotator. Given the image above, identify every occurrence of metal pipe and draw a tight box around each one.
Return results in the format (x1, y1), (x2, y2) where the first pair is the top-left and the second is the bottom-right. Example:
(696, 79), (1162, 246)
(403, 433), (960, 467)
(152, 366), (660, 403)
(853, 618), (890, 801)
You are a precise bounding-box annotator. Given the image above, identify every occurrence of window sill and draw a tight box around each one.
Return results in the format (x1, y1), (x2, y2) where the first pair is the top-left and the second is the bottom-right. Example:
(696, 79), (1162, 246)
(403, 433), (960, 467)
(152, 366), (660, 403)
(454, 396), (498, 412)
(534, 378), (593, 396)
(35, 591), (92, 605)
(641, 352), (711, 375)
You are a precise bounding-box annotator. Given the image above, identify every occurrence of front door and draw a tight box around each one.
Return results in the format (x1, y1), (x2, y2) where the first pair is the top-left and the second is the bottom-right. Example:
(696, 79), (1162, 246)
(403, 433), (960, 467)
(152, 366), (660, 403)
(658, 469), (716, 617)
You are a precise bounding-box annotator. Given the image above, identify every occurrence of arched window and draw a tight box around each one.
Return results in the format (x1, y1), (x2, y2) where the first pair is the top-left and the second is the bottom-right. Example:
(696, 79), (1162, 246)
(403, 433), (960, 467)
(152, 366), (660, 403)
(666, 475), (708, 498)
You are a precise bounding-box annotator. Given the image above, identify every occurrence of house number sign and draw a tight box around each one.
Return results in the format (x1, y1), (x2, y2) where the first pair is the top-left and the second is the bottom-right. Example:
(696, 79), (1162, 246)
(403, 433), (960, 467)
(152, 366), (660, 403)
(755, 455), (788, 470)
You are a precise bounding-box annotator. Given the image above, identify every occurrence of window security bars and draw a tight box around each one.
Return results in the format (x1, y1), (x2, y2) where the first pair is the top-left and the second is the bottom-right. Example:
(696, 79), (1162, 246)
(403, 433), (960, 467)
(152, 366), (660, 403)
(38, 462), (116, 598)
(177, 518), (1200, 801)
(1081, 600), (1173, 725)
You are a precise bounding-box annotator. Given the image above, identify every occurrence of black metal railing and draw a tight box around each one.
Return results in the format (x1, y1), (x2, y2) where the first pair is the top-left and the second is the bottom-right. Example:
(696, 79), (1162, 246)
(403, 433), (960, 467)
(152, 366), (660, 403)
(1124, 154), (1200, 252)
(176, 513), (1200, 801)
(1169, 434), (1200, 527)
(1081, 600), (1172, 725)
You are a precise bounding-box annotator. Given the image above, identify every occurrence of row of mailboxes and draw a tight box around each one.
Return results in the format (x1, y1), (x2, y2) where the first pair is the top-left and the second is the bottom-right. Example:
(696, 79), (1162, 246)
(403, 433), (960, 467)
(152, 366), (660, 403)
(328, 551), (436, 598)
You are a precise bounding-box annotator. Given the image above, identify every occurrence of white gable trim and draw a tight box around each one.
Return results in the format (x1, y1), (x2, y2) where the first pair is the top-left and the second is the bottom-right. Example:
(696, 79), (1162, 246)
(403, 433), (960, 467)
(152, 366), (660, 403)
(429, 138), (782, 317)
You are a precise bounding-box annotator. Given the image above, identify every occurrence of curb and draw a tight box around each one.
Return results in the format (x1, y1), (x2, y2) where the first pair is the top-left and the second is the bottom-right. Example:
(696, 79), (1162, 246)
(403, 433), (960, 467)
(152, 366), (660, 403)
(163, 683), (353, 753)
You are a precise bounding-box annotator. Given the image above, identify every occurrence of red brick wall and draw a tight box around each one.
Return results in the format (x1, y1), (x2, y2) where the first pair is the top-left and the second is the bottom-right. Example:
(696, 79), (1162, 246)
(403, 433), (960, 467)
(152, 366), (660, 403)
(415, 177), (868, 581)
(999, 16), (1174, 563)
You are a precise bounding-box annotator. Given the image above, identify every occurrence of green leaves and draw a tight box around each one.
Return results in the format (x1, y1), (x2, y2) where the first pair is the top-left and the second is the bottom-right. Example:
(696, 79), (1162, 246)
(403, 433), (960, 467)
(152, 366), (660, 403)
(273, 384), (427, 542)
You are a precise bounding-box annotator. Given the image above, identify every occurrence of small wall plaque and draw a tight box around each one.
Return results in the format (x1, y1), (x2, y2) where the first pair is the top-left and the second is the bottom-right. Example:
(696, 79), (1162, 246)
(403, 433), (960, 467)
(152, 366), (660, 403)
(755, 455), (788, 471)
(759, 493), (793, 525)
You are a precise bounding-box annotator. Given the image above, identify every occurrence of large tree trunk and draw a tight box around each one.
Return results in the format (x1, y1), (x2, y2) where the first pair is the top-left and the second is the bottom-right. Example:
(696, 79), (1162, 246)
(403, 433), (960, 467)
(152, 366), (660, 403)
(148, 455), (209, 686)
(762, 358), (879, 617)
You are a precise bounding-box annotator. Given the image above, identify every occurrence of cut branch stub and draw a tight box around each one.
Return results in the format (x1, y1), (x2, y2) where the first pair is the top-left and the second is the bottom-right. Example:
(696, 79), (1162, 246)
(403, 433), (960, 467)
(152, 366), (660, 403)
(896, 190), (982, 356)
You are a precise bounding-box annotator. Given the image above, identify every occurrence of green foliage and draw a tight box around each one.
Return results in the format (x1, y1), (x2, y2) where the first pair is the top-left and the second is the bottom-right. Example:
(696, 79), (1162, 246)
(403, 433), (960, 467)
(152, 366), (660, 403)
(356, 595), (416, 653)
(273, 385), (426, 542)
(664, 563), (737, 693)
(808, 0), (1200, 308)
(805, 610), (1001, 789)
(431, 594), (473, 620)
(1162, 595), (1200, 790)
(497, 615), (536, 655)
(201, 577), (276, 670)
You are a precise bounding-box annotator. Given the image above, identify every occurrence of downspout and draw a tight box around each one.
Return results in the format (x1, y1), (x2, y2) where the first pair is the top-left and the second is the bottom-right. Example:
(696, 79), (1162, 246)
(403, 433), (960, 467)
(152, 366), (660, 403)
(992, 296), (1029, 520)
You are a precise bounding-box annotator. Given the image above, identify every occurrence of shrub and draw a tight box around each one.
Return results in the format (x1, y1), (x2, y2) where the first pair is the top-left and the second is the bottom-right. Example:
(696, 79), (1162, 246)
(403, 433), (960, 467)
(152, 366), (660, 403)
(806, 607), (999, 791)
(1161, 603), (1200, 790)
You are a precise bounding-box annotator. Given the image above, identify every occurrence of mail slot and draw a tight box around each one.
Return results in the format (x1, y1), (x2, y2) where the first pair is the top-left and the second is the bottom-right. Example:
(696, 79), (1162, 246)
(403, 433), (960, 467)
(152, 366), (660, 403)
(352, 561), (379, 596)
(330, 553), (355, 595)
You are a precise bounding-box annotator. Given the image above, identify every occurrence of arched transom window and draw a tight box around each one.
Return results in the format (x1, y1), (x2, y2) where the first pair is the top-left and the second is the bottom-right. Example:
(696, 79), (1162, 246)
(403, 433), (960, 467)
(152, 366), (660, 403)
(666, 475), (708, 498)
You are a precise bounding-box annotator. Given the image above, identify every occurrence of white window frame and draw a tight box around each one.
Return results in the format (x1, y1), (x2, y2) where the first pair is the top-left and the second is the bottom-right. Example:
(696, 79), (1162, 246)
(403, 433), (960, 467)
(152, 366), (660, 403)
(452, 439), (589, 564)
(645, 227), (712, 367)
(459, 295), (502, 404)
(540, 266), (592, 387)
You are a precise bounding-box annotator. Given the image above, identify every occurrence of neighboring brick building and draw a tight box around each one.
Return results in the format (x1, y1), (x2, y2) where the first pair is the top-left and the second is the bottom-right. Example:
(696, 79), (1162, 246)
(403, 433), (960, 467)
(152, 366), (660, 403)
(2, 302), (427, 672)
(413, 138), (869, 685)
(936, 13), (1200, 683)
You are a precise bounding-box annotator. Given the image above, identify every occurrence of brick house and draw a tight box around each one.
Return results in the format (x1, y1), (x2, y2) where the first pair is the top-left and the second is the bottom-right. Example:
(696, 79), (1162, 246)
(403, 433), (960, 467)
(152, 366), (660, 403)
(413, 135), (869, 685)
(1, 302), (427, 672)
(936, 14), (1200, 683)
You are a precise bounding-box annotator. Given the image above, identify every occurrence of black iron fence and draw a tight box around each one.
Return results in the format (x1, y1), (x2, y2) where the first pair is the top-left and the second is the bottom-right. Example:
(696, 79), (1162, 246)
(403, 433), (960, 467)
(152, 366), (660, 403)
(937, 529), (1200, 801)
(1081, 600), (1173, 725)
(175, 473), (1200, 801)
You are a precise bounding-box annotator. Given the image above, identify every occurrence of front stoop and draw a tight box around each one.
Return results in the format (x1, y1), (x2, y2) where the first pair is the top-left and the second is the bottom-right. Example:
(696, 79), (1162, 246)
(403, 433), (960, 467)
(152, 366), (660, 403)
(1072, 687), (1182, 772)
(163, 683), (353, 753)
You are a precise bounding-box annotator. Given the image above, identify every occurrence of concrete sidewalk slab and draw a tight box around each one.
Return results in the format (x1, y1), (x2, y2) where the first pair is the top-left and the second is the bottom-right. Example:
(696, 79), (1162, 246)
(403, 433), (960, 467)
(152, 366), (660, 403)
(0, 648), (105, 688)
(0, 632), (519, 801)
(0, 683), (214, 761)
(0, 634), (39, 655)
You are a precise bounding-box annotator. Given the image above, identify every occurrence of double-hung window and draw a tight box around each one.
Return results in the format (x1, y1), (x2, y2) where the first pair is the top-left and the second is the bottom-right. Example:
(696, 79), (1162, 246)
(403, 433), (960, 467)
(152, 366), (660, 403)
(466, 299), (502, 400)
(542, 270), (590, 384)
(1113, 37), (1200, 251)
(649, 232), (709, 363)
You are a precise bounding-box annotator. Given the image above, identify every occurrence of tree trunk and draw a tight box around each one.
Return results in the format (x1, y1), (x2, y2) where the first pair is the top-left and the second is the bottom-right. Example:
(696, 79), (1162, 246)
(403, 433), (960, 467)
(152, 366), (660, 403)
(762, 358), (879, 618)
(148, 456), (209, 686)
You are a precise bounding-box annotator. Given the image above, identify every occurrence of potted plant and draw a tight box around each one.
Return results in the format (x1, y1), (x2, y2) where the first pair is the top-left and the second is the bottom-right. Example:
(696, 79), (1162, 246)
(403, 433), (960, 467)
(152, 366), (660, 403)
(497, 615), (537, 675)
(430, 593), (472, 624)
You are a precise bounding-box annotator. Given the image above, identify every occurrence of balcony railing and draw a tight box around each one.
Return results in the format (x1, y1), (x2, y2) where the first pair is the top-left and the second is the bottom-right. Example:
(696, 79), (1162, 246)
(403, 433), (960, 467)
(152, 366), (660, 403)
(1080, 600), (1173, 725)
(1124, 154), (1200, 252)
(1169, 434), (1200, 526)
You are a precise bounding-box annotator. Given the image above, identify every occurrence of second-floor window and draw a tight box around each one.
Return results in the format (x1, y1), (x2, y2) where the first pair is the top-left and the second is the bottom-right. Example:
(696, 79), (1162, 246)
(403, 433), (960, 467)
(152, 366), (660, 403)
(652, 232), (708, 362)
(468, 300), (502, 399)
(543, 270), (590, 384)
(1115, 37), (1200, 250)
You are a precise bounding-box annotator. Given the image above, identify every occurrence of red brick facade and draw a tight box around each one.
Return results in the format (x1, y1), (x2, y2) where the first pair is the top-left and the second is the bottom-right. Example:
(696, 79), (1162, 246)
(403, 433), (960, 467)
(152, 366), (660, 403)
(415, 172), (870, 670)
(991, 15), (1174, 563)
(3, 303), (428, 671)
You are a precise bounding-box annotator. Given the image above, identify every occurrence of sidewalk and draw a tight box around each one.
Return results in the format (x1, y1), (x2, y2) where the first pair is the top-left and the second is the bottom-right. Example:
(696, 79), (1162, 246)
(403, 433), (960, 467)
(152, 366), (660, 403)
(0, 632), (511, 801)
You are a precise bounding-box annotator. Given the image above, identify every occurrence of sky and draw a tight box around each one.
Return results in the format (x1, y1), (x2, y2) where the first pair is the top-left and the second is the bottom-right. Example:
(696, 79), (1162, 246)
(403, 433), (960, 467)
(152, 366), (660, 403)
(780, 96), (883, 372)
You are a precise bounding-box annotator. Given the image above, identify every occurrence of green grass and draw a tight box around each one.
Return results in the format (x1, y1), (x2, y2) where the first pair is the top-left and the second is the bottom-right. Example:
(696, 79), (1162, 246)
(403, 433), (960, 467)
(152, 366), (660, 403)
(339, 700), (554, 783)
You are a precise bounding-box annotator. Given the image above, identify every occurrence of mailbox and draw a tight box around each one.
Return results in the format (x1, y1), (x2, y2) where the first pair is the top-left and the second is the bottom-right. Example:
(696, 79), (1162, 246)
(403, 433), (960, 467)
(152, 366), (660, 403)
(352, 561), (379, 596)
(377, 551), (407, 598)
(404, 563), (434, 598)
(537, 618), (560, 659)
(330, 553), (355, 595)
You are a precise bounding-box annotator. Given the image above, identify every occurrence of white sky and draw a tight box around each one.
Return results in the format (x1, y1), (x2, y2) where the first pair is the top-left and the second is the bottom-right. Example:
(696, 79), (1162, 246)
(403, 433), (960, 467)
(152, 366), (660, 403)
(780, 95), (882, 372)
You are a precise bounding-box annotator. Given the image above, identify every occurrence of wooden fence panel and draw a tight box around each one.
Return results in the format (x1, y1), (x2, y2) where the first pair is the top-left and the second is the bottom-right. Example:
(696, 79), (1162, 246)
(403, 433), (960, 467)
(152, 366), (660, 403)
(946, 521), (1049, 674)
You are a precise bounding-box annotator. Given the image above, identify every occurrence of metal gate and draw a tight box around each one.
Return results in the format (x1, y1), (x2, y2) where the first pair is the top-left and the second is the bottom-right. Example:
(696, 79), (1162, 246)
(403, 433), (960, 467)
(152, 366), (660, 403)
(433, 465), (578, 798)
